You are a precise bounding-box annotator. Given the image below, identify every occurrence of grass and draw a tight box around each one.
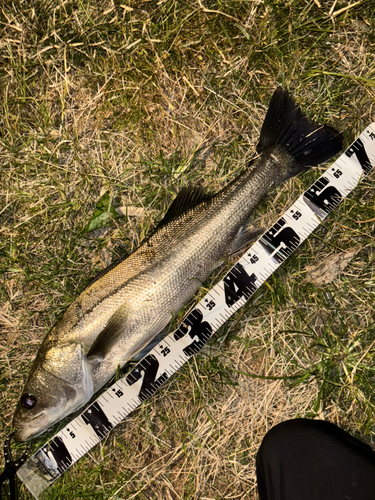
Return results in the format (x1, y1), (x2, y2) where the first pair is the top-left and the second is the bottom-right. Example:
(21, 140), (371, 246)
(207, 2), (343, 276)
(1, 0), (375, 498)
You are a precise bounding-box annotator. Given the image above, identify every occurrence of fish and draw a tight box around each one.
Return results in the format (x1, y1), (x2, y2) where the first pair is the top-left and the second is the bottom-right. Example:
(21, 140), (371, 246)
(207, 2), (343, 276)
(12, 88), (343, 441)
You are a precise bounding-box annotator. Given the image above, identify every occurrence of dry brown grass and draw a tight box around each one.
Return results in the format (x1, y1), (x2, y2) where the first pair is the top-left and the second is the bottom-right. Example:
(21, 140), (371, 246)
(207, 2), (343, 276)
(1, 0), (375, 498)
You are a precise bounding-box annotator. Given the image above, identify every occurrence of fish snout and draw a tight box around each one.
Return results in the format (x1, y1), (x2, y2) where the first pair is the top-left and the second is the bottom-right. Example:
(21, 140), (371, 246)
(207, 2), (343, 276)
(13, 425), (36, 442)
(12, 409), (48, 442)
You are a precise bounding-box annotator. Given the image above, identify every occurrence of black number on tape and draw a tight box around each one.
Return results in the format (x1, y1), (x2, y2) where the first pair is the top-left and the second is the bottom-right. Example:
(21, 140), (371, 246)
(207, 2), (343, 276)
(206, 300), (215, 310)
(303, 177), (342, 218)
(260, 217), (300, 264)
(345, 138), (372, 175)
(160, 345), (170, 356)
(333, 169), (342, 179)
(126, 354), (168, 401)
(43, 437), (72, 474)
(223, 263), (257, 307)
(112, 388), (124, 398)
(82, 402), (113, 439)
(66, 427), (76, 439)
(292, 210), (302, 220)
(174, 309), (212, 356)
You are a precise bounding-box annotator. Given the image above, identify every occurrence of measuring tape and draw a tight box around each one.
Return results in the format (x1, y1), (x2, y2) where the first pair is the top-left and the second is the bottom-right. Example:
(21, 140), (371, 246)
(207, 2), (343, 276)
(17, 124), (375, 499)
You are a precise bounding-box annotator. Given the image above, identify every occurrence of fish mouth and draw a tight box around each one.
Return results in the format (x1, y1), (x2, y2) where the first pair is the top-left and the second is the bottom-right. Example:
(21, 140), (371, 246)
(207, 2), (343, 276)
(13, 412), (49, 442)
(14, 425), (45, 442)
(14, 424), (46, 442)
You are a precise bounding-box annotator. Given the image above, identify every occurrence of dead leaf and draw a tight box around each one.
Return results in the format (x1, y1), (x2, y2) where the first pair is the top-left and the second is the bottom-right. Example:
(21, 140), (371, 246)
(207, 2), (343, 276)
(305, 247), (361, 286)
(115, 206), (145, 217)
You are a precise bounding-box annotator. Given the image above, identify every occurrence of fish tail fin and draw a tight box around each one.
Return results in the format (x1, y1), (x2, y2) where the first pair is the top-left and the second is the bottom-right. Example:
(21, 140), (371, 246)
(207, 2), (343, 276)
(257, 88), (343, 178)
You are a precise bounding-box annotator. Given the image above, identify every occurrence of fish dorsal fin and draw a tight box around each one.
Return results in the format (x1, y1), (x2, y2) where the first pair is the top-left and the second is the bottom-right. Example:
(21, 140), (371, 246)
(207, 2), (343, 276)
(157, 186), (211, 228)
(228, 225), (264, 257)
(87, 306), (128, 359)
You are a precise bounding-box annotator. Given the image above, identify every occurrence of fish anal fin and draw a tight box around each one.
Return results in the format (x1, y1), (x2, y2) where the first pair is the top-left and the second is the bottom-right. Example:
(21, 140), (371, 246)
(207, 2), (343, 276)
(87, 307), (128, 358)
(228, 225), (264, 258)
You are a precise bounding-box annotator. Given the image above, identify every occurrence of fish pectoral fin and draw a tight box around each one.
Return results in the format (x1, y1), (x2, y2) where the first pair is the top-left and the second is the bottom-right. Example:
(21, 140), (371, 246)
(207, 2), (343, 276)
(87, 307), (128, 359)
(228, 225), (264, 257)
(156, 186), (211, 229)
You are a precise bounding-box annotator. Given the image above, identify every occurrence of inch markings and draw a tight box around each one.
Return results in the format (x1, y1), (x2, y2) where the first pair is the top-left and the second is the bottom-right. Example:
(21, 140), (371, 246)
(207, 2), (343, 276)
(17, 124), (375, 500)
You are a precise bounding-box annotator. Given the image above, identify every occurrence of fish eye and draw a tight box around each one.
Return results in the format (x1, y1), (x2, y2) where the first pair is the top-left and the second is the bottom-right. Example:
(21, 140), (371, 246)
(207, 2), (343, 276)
(20, 394), (37, 410)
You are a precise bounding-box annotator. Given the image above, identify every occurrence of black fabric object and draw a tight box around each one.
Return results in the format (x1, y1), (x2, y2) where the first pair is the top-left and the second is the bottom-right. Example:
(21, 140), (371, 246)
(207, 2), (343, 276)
(256, 419), (375, 500)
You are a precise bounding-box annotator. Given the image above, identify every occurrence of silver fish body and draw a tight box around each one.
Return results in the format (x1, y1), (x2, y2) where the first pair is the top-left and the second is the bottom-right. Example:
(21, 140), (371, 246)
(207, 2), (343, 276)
(13, 89), (343, 441)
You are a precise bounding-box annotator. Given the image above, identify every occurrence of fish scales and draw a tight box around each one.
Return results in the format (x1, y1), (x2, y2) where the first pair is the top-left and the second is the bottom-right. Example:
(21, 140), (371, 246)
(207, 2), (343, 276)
(65, 151), (287, 349)
(81, 150), (292, 382)
(12, 88), (343, 441)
